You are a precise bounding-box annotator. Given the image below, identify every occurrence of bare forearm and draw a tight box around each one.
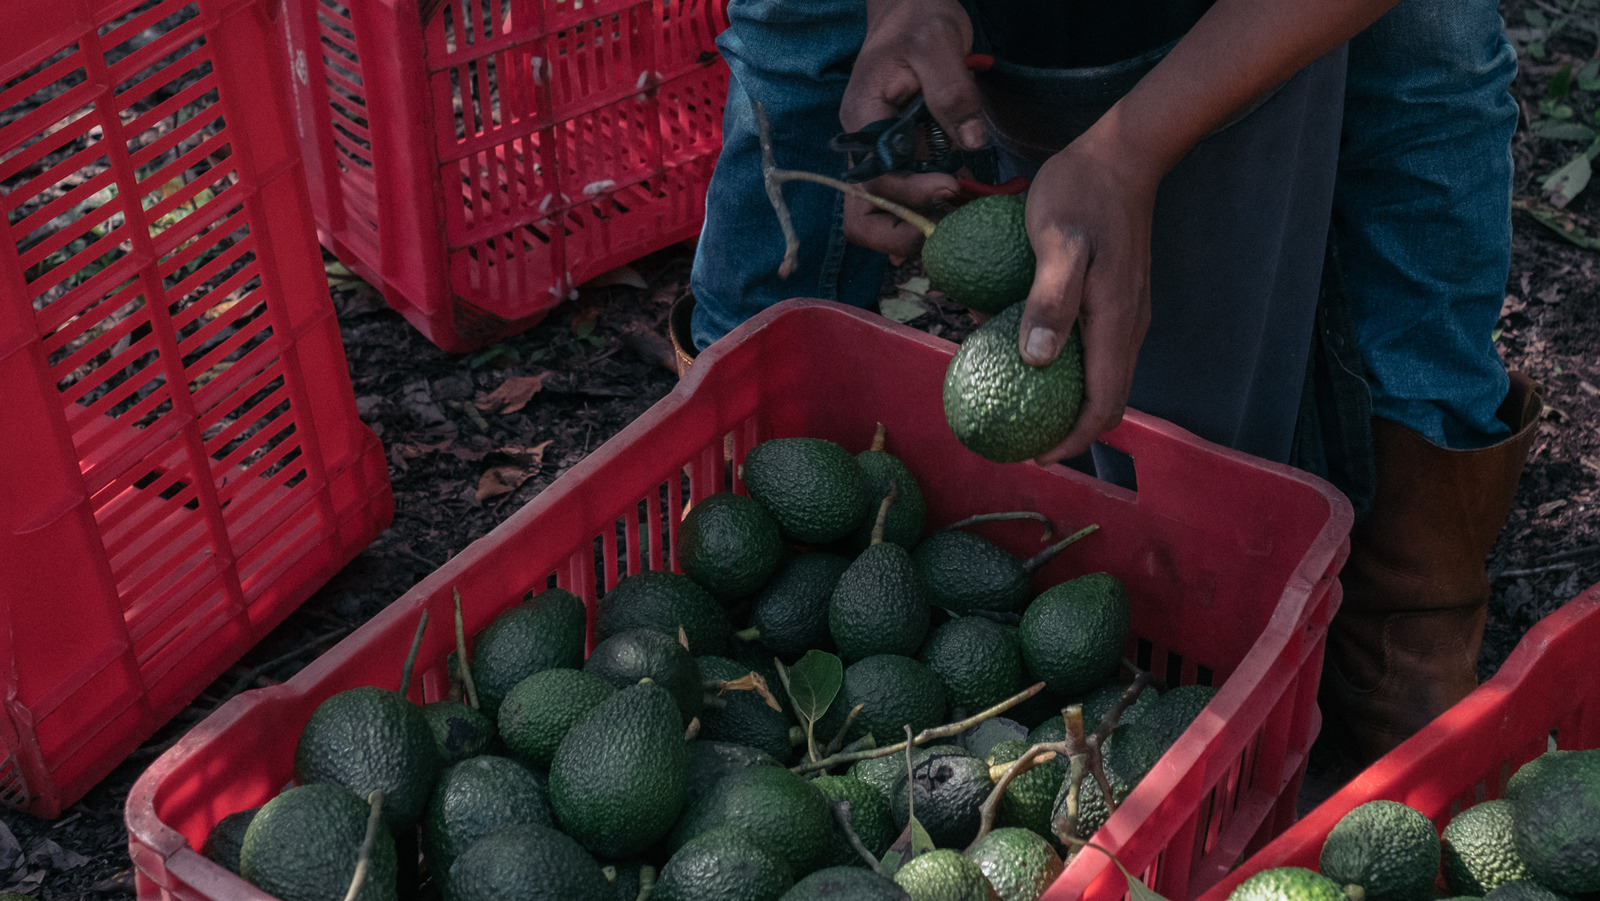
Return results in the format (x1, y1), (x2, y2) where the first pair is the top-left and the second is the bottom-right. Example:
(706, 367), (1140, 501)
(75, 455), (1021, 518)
(1089, 0), (1400, 178)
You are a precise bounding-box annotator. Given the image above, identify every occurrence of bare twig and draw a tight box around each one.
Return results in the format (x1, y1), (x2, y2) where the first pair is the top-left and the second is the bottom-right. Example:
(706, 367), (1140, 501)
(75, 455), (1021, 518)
(753, 97), (936, 279)
(825, 704), (866, 757)
(832, 800), (889, 875)
(793, 682), (1046, 774)
(972, 742), (1066, 846)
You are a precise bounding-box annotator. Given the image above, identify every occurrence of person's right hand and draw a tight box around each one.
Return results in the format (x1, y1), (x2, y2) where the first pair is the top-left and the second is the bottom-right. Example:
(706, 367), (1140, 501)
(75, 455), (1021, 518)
(838, 0), (985, 258)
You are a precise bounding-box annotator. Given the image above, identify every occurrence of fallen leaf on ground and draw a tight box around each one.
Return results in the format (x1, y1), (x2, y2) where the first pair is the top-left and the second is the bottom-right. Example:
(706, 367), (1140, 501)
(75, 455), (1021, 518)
(475, 373), (551, 414)
(474, 441), (553, 501)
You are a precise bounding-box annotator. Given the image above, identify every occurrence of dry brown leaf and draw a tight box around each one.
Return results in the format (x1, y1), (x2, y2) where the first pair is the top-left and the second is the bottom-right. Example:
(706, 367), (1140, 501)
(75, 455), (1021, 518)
(476, 465), (534, 501)
(474, 372), (551, 414)
(716, 672), (784, 712)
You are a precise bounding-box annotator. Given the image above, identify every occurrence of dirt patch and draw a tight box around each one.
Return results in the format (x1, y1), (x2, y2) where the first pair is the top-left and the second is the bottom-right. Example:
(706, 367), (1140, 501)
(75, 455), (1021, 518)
(5, 2), (1600, 897)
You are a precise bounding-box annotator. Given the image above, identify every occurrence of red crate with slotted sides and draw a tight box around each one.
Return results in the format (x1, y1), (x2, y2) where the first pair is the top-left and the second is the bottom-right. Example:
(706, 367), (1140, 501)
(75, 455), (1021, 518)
(1, 0), (393, 818)
(1199, 581), (1600, 901)
(276, 0), (730, 352)
(126, 299), (1352, 901)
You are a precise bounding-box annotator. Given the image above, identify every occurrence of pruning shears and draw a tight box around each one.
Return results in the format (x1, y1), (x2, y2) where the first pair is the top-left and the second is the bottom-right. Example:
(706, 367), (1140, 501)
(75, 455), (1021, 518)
(829, 54), (1029, 197)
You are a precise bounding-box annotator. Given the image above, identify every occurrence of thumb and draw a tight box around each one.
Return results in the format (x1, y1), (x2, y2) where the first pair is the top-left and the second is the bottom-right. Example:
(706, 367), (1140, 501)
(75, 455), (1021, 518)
(1019, 227), (1090, 366)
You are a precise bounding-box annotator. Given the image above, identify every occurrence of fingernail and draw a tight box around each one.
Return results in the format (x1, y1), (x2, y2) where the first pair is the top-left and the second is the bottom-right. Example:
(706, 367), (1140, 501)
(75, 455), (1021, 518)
(959, 119), (986, 151)
(1025, 327), (1057, 362)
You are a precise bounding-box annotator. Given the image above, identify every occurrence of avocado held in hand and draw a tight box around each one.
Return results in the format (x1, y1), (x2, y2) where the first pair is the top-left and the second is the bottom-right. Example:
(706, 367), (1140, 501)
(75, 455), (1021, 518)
(922, 193), (1036, 315)
(943, 301), (1085, 464)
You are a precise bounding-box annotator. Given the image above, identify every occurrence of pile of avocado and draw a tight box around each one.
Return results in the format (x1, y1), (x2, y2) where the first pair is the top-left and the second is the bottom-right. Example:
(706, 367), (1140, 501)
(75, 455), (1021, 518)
(1229, 749), (1600, 901)
(208, 430), (1222, 901)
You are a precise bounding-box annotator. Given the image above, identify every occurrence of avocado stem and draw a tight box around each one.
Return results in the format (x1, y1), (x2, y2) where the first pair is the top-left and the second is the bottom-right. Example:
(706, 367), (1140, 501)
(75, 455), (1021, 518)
(1021, 523), (1100, 574)
(635, 866), (657, 901)
(343, 790), (386, 901)
(870, 422), (888, 453)
(869, 480), (900, 547)
(452, 588), (480, 710)
(400, 610), (428, 699)
(973, 744), (1062, 847)
(772, 169), (938, 237)
(944, 510), (1056, 542)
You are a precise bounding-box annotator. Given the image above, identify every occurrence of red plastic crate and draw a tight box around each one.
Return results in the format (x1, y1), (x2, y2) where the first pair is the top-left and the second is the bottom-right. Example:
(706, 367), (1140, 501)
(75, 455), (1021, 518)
(1, 0), (393, 818)
(1199, 581), (1600, 901)
(125, 299), (1351, 901)
(276, 0), (730, 352)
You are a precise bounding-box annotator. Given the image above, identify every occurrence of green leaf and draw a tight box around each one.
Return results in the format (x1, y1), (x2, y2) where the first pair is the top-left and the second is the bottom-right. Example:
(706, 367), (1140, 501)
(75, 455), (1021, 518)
(879, 849), (903, 877)
(1526, 8), (1549, 29)
(1534, 121), (1599, 142)
(1515, 198), (1600, 250)
(1542, 152), (1593, 207)
(1530, 41), (1548, 60)
(910, 817), (936, 857)
(1578, 59), (1600, 91)
(879, 293), (928, 324)
(1078, 841), (1176, 901)
(1550, 63), (1574, 100)
(784, 649), (843, 725)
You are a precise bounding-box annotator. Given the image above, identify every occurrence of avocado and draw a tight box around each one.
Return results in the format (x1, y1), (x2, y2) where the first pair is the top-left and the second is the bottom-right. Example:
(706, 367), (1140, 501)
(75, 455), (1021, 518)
(921, 194), (1035, 315)
(986, 739), (1065, 839)
(1141, 683), (1219, 748)
(1319, 799), (1442, 901)
(698, 654), (799, 761)
(446, 823), (611, 901)
(964, 826), (1064, 901)
(598, 569), (732, 656)
(1511, 748), (1600, 893)
(819, 654), (948, 748)
(1226, 867), (1347, 901)
(1443, 799), (1532, 895)
(292, 684), (443, 830)
(741, 437), (872, 545)
(670, 764), (836, 875)
(656, 824), (795, 901)
(843, 444), (927, 552)
(678, 491), (787, 601)
(420, 698), (495, 766)
(748, 551), (853, 659)
(239, 783), (396, 901)
(469, 587), (588, 718)
(1018, 572), (1130, 698)
(829, 542), (932, 662)
(813, 774), (897, 866)
(780, 866), (914, 900)
(913, 529), (1032, 615)
(201, 806), (259, 876)
(891, 746), (994, 850)
(583, 628), (705, 723)
(850, 744), (940, 803)
(1483, 882), (1579, 901)
(421, 754), (551, 874)
(919, 616), (1027, 713)
(894, 848), (998, 901)
(686, 740), (785, 803)
(943, 301), (1085, 464)
(548, 681), (690, 858)
(498, 667), (617, 770)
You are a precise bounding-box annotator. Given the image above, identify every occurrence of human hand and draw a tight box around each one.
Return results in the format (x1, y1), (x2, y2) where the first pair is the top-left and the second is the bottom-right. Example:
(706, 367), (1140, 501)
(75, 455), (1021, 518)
(1018, 135), (1163, 466)
(838, 0), (983, 258)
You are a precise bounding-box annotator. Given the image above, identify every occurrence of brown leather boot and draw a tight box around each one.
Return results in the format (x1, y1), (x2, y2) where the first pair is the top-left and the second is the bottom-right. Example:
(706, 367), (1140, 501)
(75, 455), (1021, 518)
(1319, 372), (1543, 765)
(668, 293), (698, 377)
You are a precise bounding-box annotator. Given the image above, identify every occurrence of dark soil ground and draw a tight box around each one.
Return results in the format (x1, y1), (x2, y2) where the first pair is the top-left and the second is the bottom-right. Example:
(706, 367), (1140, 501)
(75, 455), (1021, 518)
(4, 2), (1600, 897)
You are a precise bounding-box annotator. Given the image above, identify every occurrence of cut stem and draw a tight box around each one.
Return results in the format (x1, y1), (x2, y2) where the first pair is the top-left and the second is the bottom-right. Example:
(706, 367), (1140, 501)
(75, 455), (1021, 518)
(1021, 523), (1100, 574)
(343, 790), (386, 901)
(944, 511), (1056, 542)
(399, 611), (428, 698)
(453, 588), (479, 710)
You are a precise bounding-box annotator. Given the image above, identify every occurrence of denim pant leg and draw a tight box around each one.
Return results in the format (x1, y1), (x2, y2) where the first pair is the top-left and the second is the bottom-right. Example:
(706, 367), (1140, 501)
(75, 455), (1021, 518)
(1335, 0), (1518, 448)
(688, 0), (888, 351)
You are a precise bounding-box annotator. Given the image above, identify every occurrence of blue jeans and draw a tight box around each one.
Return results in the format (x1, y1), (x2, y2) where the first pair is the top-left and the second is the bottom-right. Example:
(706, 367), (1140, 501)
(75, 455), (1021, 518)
(689, 0), (886, 351)
(1335, 0), (1518, 449)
